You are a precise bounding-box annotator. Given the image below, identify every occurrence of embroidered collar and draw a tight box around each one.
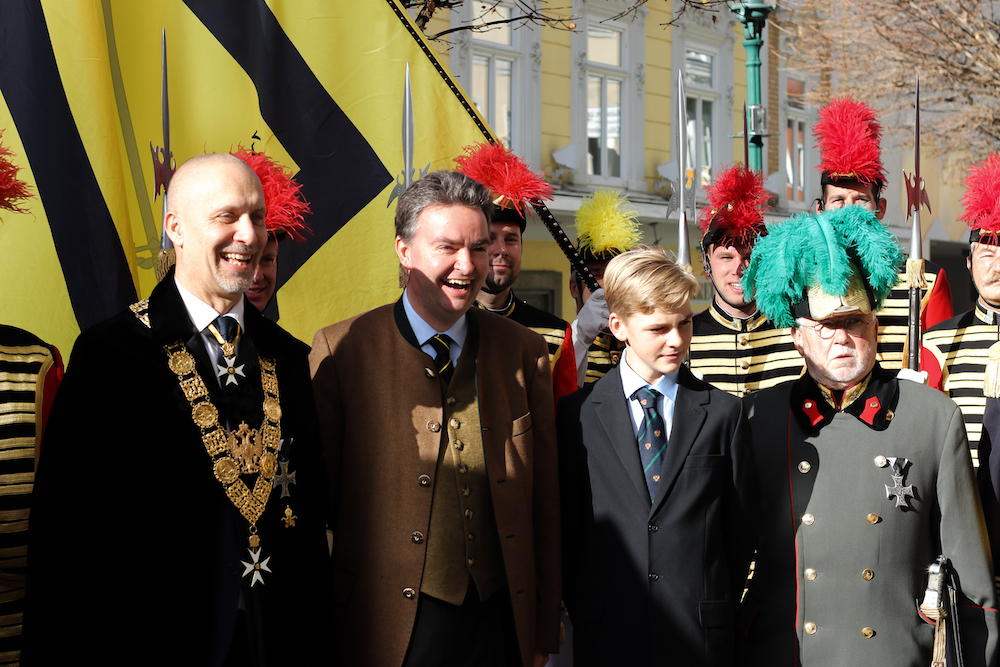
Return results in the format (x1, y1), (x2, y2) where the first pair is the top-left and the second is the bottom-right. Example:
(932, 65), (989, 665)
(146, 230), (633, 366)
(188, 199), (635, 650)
(708, 299), (768, 333)
(975, 299), (1000, 325)
(790, 363), (898, 432)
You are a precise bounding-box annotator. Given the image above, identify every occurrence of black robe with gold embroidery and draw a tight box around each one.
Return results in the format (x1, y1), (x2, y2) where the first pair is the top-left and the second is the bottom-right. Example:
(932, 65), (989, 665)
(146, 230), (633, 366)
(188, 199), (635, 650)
(23, 272), (330, 666)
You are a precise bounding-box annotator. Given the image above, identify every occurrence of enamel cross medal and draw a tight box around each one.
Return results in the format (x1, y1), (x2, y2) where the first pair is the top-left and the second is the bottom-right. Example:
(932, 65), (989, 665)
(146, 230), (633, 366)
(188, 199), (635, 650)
(885, 457), (915, 509)
(241, 531), (272, 587)
(208, 321), (245, 386)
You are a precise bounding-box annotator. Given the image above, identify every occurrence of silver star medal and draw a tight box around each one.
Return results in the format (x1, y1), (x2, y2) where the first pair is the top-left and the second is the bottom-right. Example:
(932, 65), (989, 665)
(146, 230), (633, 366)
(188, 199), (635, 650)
(241, 548), (272, 587)
(216, 356), (246, 386)
(885, 456), (915, 509)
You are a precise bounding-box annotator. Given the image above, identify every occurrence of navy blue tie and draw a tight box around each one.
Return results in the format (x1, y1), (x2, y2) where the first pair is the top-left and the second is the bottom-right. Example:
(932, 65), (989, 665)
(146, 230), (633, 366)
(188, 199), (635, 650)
(428, 334), (454, 385)
(635, 386), (667, 503)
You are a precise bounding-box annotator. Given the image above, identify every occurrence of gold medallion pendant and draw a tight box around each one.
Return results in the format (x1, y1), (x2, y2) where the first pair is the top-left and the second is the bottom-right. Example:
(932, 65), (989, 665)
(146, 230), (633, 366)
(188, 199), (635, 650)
(162, 340), (281, 587)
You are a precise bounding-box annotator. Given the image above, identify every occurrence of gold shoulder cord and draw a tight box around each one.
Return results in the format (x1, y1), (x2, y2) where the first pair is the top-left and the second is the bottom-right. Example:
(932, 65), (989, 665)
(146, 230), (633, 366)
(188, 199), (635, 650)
(131, 299), (281, 586)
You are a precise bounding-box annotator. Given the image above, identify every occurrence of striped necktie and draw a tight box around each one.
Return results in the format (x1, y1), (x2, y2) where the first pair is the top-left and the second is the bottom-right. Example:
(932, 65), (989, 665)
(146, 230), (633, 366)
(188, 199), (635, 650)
(635, 386), (667, 503)
(428, 334), (454, 385)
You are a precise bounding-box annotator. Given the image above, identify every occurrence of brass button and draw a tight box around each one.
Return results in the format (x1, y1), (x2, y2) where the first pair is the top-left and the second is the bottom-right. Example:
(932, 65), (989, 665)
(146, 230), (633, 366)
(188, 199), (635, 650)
(450, 418), (460, 428)
(740, 360), (750, 370)
(804, 622), (817, 634)
(802, 513), (815, 525)
(446, 396), (457, 406)
(798, 461), (812, 473)
(458, 464), (469, 474)
(862, 627), (874, 638)
(461, 486), (470, 496)
(874, 455), (888, 467)
(427, 420), (441, 433)
(862, 569), (874, 581)
(424, 368), (435, 378)
(418, 475), (431, 487)
(464, 509), (474, 519)
(886, 410), (894, 421)
(866, 513), (879, 524)
(739, 336), (749, 346)
(468, 533), (475, 543)
(403, 587), (416, 599)
(454, 441), (464, 451)
(411, 531), (424, 544)
(804, 568), (817, 580)
(804, 401), (813, 409)
(467, 557), (475, 566)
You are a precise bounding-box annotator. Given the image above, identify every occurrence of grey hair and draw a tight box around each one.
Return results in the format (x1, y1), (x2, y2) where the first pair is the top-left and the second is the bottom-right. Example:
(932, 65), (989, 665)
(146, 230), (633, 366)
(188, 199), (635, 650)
(394, 170), (493, 243)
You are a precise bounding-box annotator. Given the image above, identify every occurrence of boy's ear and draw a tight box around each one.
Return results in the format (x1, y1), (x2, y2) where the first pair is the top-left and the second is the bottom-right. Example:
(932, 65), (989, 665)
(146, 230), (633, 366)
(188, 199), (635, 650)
(608, 312), (629, 344)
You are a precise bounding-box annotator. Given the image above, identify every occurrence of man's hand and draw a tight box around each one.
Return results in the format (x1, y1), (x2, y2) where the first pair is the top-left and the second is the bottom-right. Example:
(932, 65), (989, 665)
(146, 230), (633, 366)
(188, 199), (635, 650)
(897, 368), (928, 384)
(571, 288), (610, 387)
(533, 652), (549, 667)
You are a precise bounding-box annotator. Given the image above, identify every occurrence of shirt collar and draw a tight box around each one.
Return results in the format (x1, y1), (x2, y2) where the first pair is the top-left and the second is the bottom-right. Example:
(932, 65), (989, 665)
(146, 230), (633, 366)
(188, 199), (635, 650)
(174, 277), (246, 333)
(402, 288), (469, 347)
(619, 348), (680, 403)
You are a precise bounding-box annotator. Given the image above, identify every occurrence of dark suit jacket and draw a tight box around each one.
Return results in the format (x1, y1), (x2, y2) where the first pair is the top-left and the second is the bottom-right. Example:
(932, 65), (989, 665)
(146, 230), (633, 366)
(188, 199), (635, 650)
(23, 273), (330, 665)
(558, 363), (758, 666)
(309, 302), (561, 667)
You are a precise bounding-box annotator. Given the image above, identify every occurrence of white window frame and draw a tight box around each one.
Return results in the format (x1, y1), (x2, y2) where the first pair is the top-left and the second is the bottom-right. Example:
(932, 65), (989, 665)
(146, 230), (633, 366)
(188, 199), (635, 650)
(567, 0), (646, 191)
(671, 12), (737, 202)
(449, 1), (543, 168)
(778, 59), (819, 211)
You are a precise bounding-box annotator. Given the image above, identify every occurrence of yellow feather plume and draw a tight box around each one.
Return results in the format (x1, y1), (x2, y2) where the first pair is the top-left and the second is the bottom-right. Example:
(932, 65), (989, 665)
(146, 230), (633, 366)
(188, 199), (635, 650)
(575, 189), (642, 255)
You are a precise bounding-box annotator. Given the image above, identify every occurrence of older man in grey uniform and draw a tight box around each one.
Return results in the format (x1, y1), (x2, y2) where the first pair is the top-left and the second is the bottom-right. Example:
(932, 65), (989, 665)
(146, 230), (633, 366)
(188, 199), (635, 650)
(738, 205), (998, 666)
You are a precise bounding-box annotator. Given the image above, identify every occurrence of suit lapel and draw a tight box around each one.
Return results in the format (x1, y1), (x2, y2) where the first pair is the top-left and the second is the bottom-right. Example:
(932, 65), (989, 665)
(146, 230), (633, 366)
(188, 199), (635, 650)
(591, 367), (651, 505)
(651, 368), (709, 514)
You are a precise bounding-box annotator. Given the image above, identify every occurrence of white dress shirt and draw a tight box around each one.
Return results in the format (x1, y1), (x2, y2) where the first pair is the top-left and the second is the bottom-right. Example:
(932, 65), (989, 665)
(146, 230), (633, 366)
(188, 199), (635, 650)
(175, 278), (247, 379)
(618, 347), (679, 441)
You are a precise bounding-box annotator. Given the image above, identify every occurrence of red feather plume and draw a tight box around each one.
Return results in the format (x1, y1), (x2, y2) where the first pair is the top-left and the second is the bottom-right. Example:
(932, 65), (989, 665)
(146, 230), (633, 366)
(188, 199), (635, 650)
(0, 130), (33, 216)
(454, 142), (553, 217)
(698, 164), (769, 245)
(232, 145), (311, 242)
(813, 97), (885, 185)
(959, 152), (1000, 237)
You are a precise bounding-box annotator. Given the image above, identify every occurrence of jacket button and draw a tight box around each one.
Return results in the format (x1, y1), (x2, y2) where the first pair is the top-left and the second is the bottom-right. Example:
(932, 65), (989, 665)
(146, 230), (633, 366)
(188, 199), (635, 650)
(798, 461), (812, 473)
(446, 397), (457, 406)
(450, 418), (460, 428)
(412, 531), (424, 544)
(468, 533), (475, 543)
(403, 587), (416, 599)
(740, 360), (750, 370)
(804, 568), (817, 580)
(648, 524), (659, 532)
(804, 622), (817, 634)
(467, 557), (475, 566)
(802, 513), (815, 525)
(458, 464), (469, 474)
(648, 573), (659, 581)
(427, 421), (441, 433)
(418, 475), (431, 487)
(424, 368), (435, 378)
(862, 627), (875, 638)
(867, 513), (879, 524)
(862, 569), (874, 581)
(453, 441), (464, 451)
(739, 336), (749, 346)
(461, 486), (470, 496)
(464, 509), (474, 519)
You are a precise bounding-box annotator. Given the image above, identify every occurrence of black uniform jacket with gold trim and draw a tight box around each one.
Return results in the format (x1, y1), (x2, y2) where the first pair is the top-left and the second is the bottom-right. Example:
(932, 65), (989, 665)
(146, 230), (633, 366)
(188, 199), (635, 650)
(739, 364), (998, 667)
(688, 301), (803, 397)
(23, 272), (330, 665)
(558, 363), (758, 666)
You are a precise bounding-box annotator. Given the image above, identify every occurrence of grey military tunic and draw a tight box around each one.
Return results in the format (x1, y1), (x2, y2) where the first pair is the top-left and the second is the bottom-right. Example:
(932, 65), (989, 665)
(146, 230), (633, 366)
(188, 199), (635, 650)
(739, 364), (998, 666)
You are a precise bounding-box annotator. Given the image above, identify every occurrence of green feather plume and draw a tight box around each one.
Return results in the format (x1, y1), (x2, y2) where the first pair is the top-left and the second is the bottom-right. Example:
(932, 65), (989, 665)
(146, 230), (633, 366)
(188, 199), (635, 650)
(742, 206), (902, 327)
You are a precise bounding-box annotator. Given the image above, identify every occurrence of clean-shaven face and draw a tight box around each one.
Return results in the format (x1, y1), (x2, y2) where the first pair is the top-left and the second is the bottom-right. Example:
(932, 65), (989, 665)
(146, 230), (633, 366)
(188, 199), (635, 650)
(609, 303), (694, 384)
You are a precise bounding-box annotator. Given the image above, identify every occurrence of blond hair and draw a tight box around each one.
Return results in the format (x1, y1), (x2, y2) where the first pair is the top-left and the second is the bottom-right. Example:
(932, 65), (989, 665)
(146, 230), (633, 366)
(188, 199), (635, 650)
(604, 245), (699, 319)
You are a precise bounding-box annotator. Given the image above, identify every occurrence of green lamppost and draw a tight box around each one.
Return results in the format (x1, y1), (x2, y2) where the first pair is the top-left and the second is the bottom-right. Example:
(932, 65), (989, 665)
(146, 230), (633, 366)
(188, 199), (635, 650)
(730, 0), (776, 172)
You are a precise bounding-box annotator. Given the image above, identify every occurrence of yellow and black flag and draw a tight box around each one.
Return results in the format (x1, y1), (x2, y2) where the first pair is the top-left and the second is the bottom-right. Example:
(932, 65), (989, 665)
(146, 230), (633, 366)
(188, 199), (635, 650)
(0, 0), (494, 355)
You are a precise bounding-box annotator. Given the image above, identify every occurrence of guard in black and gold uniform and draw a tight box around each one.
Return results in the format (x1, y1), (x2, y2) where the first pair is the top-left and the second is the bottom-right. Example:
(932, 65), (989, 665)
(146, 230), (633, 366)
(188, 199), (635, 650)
(457, 143), (578, 405)
(812, 97), (952, 370)
(568, 190), (642, 387)
(23, 155), (329, 665)
(0, 326), (61, 666)
(688, 164), (802, 397)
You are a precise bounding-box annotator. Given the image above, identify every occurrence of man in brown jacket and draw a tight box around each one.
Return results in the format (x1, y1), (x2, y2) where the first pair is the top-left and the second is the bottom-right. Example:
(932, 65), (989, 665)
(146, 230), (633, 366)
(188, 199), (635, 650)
(310, 170), (560, 667)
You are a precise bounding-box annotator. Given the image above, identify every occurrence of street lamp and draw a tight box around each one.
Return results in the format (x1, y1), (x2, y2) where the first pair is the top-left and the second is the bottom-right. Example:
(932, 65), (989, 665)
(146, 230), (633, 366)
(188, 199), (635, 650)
(730, 0), (777, 173)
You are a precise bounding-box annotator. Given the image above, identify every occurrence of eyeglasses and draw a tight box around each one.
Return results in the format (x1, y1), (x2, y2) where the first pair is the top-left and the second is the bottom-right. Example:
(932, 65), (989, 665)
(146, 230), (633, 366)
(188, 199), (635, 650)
(802, 316), (872, 340)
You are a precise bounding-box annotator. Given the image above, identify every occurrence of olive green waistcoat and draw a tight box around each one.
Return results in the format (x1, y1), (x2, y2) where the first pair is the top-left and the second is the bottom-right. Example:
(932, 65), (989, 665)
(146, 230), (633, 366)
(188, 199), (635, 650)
(420, 343), (506, 605)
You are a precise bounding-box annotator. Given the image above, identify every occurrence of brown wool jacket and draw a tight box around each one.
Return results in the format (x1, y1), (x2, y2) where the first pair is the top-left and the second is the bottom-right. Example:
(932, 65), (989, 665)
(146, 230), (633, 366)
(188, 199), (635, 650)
(310, 301), (561, 667)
